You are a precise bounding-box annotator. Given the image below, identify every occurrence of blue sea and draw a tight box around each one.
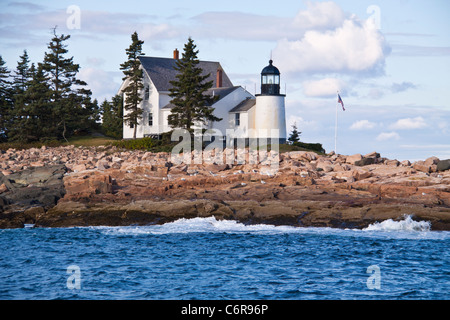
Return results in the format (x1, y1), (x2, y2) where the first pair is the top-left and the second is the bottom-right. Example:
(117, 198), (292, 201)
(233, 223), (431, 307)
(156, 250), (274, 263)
(0, 215), (448, 300)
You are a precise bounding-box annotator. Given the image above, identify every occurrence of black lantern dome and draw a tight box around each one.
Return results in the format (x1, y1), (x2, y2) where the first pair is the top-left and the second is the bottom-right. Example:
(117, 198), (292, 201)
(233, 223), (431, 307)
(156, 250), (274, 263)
(261, 60), (280, 95)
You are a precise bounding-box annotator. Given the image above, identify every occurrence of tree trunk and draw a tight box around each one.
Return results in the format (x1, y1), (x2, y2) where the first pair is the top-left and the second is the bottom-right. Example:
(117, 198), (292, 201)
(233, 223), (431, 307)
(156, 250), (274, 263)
(62, 119), (69, 143)
(133, 114), (137, 139)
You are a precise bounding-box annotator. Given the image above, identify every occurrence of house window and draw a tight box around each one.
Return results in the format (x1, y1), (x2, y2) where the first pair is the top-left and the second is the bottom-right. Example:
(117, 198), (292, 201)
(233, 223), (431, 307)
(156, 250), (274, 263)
(130, 122), (134, 129)
(235, 113), (240, 126)
(144, 86), (150, 100)
(148, 113), (153, 126)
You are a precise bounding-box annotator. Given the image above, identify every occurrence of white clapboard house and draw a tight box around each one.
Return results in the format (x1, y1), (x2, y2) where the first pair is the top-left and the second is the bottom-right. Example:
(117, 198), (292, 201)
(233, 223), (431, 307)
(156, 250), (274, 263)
(119, 49), (286, 143)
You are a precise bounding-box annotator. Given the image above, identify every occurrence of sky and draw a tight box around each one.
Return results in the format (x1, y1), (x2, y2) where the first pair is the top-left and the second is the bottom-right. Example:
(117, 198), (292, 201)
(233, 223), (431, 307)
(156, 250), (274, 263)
(0, 0), (449, 161)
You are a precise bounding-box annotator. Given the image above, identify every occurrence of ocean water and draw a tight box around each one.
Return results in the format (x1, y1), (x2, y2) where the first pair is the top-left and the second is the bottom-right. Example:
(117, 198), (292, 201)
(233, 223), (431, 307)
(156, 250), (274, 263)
(0, 215), (448, 300)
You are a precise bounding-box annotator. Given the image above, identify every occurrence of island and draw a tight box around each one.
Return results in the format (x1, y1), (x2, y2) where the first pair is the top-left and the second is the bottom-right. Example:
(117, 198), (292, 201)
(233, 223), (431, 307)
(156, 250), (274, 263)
(1, 145), (449, 230)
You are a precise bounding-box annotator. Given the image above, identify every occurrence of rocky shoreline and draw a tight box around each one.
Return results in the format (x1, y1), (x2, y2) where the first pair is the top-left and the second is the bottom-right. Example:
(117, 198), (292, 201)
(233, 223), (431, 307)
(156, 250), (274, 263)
(1, 145), (449, 230)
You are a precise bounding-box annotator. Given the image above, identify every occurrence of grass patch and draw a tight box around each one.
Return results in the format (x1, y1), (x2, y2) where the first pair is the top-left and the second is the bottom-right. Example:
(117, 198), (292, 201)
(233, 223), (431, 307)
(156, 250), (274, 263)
(0, 133), (118, 151)
(62, 135), (118, 147)
(257, 143), (326, 155)
(1, 132), (326, 156)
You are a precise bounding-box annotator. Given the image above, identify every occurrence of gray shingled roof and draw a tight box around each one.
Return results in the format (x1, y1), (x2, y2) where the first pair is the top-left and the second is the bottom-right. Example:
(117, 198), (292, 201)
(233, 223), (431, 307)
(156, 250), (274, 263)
(139, 56), (233, 92)
(229, 97), (256, 113)
(162, 86), (241, 109)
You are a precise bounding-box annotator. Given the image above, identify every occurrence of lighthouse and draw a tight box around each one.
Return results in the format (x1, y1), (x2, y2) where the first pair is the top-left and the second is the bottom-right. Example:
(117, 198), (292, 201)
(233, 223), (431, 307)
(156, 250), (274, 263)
(254, 60), (287, 143)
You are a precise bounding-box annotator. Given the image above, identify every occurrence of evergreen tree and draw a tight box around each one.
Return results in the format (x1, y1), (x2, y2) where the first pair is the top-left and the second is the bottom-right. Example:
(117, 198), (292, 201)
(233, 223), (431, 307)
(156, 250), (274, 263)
(13, 50), (32, 93)
(78, 97), (100, 133)
(42, 27), (93, 141)
(101, 95), (123, 139)
(9, 51), (34, 142)
(120, 31), (144, 139)
(100, 99), (112, 132)
(168, 37), (221, 131)
(288, 122), (301, 143)
(0, 55), (12, 142)
(10, 63), (53, 142)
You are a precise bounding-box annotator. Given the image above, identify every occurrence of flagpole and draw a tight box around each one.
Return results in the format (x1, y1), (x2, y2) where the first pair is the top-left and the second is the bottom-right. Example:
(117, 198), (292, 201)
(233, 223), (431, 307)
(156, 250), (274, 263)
(335, 91), (338, 154)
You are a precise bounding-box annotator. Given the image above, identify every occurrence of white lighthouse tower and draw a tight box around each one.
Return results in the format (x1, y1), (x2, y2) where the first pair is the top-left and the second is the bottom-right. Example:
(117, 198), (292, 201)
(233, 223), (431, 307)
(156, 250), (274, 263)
(254, 60), (286, 143)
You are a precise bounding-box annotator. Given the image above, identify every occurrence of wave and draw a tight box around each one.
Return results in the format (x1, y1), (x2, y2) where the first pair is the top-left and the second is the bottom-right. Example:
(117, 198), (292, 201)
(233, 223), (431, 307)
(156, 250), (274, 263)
(104, 217), (300, 235)
(363, 215), (431, 232)
(98, 215), (450, 240)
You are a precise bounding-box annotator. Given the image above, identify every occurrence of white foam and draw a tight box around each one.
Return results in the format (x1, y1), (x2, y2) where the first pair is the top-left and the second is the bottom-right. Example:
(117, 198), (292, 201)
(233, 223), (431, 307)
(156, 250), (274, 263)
(125, 217), (299, 235)
(97, 215), (449, 240)
(363, 215), (431, 232)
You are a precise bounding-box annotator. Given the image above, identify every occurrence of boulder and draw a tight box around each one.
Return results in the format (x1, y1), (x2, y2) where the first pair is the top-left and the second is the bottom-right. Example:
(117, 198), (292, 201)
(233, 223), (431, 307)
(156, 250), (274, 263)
(400, 160), (411, 167)
(385, 159), (400, 166)
(413, 161), (431, 173)
(96, 160), (110, 170)
(424, 156), (440, 167)
(364, 151), (380, 159)
(345, 154), (363, 165)
(205, 163), (230, 173)
(437, 159), (450, 172)
(352, 170), (372, 181)
(65, 173), (112, 196)
(72, 164), (87, 172)
(287, 151), (317, 162)
(354, 157), (375, 166)
(0, 165), (66, 209)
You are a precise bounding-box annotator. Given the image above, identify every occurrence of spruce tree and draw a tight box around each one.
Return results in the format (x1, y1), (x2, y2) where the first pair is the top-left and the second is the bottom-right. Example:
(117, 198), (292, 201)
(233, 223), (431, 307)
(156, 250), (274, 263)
(13, 50), (32, 93)
(120, 31), (144, 139)
(100, 99), (112, 134)
(42, 27), (92, 141)
(101, 95), (123, 139)
(11, 63), (53, 142)
(111, 94), (124, 138)
(168, 37), (221, 131)
(0, 55), (12, 142)
(288, 122), (301, 143)
(9, 51), (34, 142)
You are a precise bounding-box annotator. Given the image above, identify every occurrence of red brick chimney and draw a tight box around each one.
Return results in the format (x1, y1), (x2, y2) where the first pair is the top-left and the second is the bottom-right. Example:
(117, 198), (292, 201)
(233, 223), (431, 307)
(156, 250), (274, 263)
(173, 48), (179, 60)
(216, 68), (223, 88)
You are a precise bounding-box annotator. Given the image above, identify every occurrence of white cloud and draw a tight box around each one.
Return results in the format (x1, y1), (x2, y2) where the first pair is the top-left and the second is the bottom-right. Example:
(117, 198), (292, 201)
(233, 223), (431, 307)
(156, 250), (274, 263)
(376, 131), (400, 141)
(350, 120), (377, 130)
(302, 78), (346, 97)
(389, 117), (427, 130)
(291, 1), (345, 31)
(192, 2), (345, 42)
(192, 12), (288, 41)
(274, 17), (389, 75)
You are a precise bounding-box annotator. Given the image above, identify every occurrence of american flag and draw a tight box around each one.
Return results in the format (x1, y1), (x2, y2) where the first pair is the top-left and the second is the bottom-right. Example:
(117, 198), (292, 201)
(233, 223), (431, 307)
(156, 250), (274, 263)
(338, 94), (345, 111)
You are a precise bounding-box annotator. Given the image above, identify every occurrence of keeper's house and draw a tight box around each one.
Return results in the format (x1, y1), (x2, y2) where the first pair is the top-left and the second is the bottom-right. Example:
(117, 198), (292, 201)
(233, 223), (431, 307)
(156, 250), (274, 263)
(118, 49), (286, 142)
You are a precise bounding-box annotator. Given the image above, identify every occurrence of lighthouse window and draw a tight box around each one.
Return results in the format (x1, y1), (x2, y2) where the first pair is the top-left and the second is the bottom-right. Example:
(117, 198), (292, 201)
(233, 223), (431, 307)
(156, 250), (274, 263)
(262, 75), (268, 84)
(235, 113), (240, 126)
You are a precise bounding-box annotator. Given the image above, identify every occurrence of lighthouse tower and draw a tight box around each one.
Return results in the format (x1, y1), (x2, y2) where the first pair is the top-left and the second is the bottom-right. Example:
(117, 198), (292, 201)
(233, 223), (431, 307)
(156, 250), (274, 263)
(254, 60), (286, 143)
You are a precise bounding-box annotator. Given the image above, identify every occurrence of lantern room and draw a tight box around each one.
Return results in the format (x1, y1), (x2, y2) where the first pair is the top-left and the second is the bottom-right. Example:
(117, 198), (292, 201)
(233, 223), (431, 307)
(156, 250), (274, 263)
(261, 60), (280, 95)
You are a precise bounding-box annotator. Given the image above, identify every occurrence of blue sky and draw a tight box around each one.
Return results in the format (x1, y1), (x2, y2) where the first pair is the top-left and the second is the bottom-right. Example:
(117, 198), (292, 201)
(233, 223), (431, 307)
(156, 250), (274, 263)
(1, 0), (449, 161)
